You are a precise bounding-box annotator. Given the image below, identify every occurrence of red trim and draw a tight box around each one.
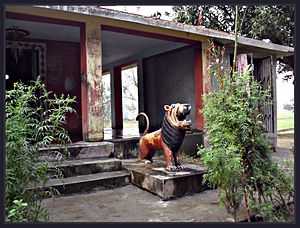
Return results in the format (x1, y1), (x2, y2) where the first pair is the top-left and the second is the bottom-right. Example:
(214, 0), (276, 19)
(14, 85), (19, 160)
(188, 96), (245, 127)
(80, 23), (88, 140)
(144, 44), (195, 61)
(6, 12), (84, 27)
(102, 25), (197, 45)
(194, 45), (204, 129)
(113, 66), (123, 130)
(119, 61), (137, 69)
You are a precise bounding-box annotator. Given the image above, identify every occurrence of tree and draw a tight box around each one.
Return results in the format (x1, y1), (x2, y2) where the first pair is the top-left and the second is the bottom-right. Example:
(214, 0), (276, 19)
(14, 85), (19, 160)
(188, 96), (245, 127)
(101, 67), (139, 128)
(173, 5), (294, 47)
(172, 5), (294, 76)
(283, 99), (294, 112)
(199, 41), (294, 222)
(198, 8), (294, 222)
(122, 66), (139, 120)
(102, 73), (112, 128)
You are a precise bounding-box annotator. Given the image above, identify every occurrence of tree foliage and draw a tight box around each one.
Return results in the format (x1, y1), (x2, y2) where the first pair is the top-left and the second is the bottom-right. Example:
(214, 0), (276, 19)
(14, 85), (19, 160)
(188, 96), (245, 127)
(173, 5), (294, 47)
(172, 5), (294, 75)
(5, 79), (76, 222)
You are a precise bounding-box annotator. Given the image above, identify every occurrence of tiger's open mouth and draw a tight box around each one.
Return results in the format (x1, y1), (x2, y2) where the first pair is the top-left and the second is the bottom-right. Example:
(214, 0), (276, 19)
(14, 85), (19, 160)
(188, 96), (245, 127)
(176, 104), (192, 129)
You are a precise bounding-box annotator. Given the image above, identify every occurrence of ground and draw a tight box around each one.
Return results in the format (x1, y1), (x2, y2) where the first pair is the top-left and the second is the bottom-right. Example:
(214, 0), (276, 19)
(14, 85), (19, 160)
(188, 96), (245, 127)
(41, 130), (294, 222)
(277, 111), (294, 131)
(42, 186), (232, 222)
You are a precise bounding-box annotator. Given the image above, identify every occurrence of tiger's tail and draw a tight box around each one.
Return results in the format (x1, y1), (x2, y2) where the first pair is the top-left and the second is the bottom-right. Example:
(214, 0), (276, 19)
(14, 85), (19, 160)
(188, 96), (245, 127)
(136, 112), (149, 135)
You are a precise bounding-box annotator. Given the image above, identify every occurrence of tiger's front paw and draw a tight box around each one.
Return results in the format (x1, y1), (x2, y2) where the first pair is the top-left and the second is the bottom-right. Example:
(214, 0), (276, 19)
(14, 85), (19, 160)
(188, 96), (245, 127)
(144, 159), (152, 164)
(176, 164), (184, 171)
(165, 165), (177, 172)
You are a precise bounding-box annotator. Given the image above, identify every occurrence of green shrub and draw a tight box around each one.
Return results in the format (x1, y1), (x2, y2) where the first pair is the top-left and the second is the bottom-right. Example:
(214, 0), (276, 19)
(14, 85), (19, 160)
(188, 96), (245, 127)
(5, 79), (76, 222)
(198, 60), (294, 222)
(7, 199), (28, 223)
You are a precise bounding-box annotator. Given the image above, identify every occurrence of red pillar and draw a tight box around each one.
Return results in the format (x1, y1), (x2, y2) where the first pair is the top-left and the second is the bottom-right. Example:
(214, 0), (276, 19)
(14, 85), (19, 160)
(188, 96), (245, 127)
(80, 23), (88, 140)
(112, 66), (123, 136)
(194, 45), (204, 129)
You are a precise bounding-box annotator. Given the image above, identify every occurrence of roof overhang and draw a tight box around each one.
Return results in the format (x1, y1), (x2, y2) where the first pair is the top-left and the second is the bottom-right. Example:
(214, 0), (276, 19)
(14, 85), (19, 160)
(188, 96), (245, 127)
(46, 6), (293, 57)
(8, 5), (294, 58)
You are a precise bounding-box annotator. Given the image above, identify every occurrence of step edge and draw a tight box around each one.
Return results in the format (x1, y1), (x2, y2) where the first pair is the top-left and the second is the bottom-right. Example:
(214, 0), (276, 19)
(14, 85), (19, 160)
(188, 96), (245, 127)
(47, 159), (122, 168)
(27, 171), (130, 190)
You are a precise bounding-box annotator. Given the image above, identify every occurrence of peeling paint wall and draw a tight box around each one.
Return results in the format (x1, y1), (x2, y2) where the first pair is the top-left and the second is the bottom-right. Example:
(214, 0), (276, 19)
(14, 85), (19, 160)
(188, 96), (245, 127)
(85, 22), (103, 141)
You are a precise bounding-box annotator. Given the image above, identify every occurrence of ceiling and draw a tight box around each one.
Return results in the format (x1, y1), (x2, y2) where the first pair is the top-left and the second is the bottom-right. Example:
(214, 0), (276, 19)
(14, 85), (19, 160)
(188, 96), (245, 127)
(5, 18), (188, 66)
(5, 19), (80, 42)
(101, 30), (187, 66)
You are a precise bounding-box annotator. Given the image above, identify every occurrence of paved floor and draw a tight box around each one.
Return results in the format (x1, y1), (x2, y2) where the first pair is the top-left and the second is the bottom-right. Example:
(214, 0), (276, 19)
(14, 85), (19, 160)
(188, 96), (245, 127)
(42, 185), (235, 222)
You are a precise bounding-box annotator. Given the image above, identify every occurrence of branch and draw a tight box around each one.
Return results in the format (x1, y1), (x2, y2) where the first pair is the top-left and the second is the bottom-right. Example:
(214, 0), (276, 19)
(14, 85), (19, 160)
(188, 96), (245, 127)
(232, 5), (239, 73)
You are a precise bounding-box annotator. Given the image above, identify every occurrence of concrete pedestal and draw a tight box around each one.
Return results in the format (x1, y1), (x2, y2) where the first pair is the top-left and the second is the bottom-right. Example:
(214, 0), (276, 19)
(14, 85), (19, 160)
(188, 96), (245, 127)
(125, 160), (207, 200)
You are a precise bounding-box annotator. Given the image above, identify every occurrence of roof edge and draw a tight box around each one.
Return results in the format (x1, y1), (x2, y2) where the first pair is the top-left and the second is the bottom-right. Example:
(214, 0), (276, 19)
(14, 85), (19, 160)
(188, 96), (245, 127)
(34, 6), (294, 55)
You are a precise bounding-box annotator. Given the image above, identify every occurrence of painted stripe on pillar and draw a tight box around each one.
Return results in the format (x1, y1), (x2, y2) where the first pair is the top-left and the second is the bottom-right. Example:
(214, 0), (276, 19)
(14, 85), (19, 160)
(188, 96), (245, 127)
(194, 45), (204, 129)
(80, 23), (88, 140)
(113, 66), (123, 130)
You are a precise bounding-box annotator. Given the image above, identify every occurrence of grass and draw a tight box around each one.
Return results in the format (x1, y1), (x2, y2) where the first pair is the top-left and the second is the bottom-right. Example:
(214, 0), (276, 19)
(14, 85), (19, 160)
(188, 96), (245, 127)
(277, 111), (294, 131)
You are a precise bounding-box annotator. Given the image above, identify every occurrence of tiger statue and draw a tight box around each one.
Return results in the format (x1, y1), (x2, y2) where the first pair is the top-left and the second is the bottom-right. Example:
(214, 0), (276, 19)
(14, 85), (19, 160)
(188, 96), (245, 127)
(136, 103), (192, 171)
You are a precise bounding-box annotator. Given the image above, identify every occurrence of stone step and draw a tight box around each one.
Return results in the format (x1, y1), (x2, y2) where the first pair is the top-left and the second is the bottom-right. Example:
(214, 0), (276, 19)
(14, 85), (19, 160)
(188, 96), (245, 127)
(105, 137), (140, 159)
(38, 141), (114, 161)
(28, 170), (130, 196)
(47, 158), (122, 178)
(123, 159), (208, 200)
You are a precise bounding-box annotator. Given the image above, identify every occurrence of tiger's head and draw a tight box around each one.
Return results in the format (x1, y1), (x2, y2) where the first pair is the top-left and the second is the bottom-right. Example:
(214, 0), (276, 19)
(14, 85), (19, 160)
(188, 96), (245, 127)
(163, 103), (192, 130)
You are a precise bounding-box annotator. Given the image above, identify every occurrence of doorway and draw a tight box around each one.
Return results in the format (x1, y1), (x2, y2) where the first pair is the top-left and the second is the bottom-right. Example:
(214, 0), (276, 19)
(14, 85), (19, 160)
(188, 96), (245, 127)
(6, 47), (39, 89)
(121, 64), (139, 136)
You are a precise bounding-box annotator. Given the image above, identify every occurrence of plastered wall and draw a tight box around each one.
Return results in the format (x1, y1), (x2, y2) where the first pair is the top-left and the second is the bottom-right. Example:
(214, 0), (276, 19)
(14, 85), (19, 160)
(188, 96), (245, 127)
(143, 45), (196, 130)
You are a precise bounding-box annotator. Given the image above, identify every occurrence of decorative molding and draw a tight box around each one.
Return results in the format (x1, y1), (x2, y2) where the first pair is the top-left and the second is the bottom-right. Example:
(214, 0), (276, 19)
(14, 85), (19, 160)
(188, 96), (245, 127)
(6, 40), (47, 80)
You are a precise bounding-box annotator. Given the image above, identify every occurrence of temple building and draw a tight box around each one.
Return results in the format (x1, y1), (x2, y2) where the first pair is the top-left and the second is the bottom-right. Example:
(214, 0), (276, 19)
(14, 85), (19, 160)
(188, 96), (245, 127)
(4, 5), (294, 154)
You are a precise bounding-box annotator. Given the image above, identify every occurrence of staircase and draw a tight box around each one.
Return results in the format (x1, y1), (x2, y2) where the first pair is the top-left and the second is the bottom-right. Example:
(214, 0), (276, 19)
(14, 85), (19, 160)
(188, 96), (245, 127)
(32, 141), (208, 200)
(28, 158), (130, 196)
(29, 142), (131, 197)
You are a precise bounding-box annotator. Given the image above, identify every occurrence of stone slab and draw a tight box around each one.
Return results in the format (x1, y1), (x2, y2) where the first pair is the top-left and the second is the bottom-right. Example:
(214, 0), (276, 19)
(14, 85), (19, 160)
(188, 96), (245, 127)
(39, 141), (114, 161)
(47, 158), (122, 177)
(125, 160), (207, 200)
(106, 138), (139, 159)
(41, 185), (234, 222)
(27, 170), (130, 196)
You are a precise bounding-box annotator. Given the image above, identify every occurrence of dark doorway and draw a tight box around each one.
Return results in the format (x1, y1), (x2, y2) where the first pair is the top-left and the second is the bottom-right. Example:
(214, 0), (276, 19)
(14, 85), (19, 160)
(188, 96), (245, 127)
(5, 48), (39, 89)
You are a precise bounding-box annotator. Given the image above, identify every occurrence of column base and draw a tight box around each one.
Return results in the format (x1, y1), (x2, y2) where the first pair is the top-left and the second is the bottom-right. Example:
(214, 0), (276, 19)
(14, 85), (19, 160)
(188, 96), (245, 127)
(112, 128), (123, 138)
(85, 132), (104, 142)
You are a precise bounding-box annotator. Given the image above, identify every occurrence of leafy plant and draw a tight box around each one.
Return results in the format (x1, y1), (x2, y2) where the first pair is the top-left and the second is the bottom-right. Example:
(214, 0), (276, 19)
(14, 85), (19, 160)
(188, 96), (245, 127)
(7, 199), (28, 223)
(198, 43), (294, 222)
(5, 79), (76, 222)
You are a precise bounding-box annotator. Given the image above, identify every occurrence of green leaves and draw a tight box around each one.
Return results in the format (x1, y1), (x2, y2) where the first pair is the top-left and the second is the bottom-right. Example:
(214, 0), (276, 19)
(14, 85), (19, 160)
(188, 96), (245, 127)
(7, 199), (29, 223)
(173, 5), (294, 47)
(5, 79), (76, 222)
(198, 48), (294, 221)
(173, 5), (294, 75)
